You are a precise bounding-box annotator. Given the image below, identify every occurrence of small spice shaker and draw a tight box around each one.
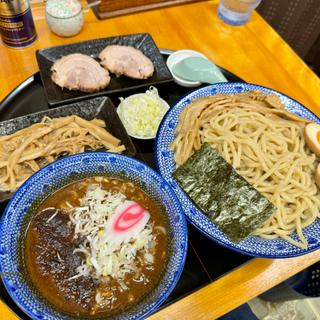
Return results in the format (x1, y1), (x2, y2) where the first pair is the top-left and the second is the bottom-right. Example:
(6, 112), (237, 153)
(46, 0), (84, 37)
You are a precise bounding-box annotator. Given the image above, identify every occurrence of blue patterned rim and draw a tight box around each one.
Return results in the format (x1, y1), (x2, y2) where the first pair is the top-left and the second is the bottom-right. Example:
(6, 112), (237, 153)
(155, 82), (320, 258)
(0, 152), (188, 320)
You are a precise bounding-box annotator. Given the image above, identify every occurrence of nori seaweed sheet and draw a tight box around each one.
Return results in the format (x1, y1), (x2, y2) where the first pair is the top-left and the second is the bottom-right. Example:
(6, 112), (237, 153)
(173, 143), (277, 243)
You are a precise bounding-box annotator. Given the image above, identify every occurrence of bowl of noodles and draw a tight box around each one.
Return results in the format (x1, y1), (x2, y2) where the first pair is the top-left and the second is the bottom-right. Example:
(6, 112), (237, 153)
(155, 82), (320, 258)
(0, 152), (187, 319)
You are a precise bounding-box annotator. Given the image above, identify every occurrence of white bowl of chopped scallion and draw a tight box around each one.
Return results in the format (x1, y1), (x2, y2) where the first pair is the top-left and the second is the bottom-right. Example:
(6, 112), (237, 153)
(117, 86), (170, 139)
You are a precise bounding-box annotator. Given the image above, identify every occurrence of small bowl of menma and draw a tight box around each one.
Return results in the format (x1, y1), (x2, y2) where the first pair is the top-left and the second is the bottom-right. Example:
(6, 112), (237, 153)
(0, 152), (187, 320)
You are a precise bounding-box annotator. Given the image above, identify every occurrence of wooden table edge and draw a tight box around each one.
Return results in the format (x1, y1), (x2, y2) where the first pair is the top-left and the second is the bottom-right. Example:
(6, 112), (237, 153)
(148, 250), (320, 319)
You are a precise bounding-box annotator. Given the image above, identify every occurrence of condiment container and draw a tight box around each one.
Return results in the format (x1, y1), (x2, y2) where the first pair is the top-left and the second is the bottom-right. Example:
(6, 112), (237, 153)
(0, 0), (37, 48)
(46, 0), (84, 37)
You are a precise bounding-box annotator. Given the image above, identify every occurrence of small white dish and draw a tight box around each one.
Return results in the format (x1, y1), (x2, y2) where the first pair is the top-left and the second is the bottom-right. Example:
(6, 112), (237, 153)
(117, 88), (170, 140)
(166, 50), (208, 87)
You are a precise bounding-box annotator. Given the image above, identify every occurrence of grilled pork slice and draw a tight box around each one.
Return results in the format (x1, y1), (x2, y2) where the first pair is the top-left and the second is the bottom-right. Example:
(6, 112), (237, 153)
(99, 45), (154, 79)
(51, 53), (111, 92)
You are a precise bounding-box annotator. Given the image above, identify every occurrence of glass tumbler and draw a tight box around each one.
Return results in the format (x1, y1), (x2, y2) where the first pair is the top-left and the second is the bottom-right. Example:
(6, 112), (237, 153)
(217, 0), (262, 26)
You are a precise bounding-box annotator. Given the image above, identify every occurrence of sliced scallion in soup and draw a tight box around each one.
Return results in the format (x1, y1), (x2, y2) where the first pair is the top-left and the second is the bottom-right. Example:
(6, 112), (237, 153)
(23, 177), (168, 316)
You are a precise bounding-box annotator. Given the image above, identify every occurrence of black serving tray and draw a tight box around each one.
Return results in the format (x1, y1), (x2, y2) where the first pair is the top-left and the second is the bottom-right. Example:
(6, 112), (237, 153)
(0, 49), (251, 319)
(36, 33), (173, 106)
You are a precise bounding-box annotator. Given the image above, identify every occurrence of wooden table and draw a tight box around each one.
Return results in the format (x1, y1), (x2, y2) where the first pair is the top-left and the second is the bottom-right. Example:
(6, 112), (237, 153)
(0, 1), (320, 319)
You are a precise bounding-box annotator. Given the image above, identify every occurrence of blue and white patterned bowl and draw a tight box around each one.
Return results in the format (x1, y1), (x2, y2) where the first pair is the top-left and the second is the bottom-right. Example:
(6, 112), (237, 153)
(155, 82), (320, 258)
(0, 152), (188, 320)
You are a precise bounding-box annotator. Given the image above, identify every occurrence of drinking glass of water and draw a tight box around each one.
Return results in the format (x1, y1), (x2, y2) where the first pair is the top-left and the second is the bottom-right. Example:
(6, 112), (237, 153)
(217, 0), (262, 26)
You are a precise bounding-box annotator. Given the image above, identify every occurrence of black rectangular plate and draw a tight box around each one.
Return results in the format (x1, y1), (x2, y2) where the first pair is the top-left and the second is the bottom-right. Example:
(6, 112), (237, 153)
(36, 33), (173, 106)
(0, 96), (136, 202)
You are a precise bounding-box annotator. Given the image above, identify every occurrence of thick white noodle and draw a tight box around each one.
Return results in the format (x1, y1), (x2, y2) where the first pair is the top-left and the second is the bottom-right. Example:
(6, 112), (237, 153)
(171, 93), (320, 249)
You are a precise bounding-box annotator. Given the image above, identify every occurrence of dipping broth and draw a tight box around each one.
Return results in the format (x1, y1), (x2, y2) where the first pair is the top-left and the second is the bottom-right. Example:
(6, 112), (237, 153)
(23, 177), (168, 317)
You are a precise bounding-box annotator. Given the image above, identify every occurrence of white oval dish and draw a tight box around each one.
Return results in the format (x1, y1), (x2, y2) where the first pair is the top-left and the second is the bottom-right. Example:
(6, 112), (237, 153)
(117, 87), (170, 140)
(166, 49), (208, 87)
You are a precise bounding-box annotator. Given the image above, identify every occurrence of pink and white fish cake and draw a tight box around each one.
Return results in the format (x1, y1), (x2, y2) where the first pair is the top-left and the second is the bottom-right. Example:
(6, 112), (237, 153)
(104, 200), (150, 245)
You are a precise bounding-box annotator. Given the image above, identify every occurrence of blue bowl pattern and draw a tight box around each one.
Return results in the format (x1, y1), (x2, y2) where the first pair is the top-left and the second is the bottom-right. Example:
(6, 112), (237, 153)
(155, 82), (320, 258)
(0, 152), (188, 320)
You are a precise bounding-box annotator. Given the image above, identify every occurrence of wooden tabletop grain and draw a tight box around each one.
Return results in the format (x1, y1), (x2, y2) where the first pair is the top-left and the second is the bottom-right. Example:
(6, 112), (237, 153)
(0, 1), (320, 319)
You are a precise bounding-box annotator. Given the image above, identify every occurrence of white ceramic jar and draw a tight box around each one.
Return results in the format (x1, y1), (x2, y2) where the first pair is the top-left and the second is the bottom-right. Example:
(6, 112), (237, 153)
(46, 0), (84, 37)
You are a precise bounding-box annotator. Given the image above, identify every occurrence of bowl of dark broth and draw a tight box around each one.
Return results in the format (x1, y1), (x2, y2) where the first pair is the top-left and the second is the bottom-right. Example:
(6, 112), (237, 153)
(0, 152), (187, 319)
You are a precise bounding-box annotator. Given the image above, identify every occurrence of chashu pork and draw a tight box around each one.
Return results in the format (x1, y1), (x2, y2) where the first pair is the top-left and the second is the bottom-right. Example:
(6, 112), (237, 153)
(99, 45), (154, 80)
(51, 53), (111, 92)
